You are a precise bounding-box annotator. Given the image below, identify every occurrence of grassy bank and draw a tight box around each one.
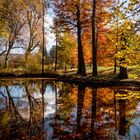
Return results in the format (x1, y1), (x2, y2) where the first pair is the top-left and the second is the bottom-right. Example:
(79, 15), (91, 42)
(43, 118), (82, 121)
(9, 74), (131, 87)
(0, 66), (140, 87)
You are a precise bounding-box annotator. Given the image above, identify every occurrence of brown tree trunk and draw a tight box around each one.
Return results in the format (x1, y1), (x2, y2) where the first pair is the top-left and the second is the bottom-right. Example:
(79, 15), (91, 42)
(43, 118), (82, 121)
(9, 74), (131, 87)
(92, 0), (97, 76)
(25, 53), (29, 68)
(76, 5), (86, 76)
(42, 0), (45, 74)
(4, 43), (13, 68)
(119, 66), (128, 79)
(114, 57), (117, 74)
(4, 56), (8, 68)
(55, 35), (58, 71)
(118, 33), (128, 79)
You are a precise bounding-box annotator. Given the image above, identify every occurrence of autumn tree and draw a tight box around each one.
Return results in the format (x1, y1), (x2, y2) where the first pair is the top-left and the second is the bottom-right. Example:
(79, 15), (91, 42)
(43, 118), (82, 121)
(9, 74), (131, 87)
(76, 0), (112, 72)
(49, 32), (76, 70)
(0, 3), (8, 52)
(24, 0), (42, 66)
(110, 0), (140, 78)
(0, 0), (26, 68)
(118, 21), (139, 78)
(53, 0), (92, 75)
(91, 0), (113, 75)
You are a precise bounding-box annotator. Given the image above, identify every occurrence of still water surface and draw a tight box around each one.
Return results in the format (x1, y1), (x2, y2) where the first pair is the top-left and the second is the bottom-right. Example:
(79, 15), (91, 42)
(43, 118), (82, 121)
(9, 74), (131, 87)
(0, 79), (140, 140)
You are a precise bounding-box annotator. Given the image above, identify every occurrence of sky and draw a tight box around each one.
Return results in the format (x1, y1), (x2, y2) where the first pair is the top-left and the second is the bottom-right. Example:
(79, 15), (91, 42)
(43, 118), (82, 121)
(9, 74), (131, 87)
(45, 11), (55, 52)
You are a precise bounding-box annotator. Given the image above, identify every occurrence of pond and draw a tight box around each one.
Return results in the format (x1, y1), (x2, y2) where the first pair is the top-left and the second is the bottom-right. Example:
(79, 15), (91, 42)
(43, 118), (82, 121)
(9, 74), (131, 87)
(0, 79), (140, 140)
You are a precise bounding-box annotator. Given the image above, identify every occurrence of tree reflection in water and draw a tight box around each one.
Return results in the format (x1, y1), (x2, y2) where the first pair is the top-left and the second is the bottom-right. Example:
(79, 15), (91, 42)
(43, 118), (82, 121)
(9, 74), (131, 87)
(0, 80), (140, 139)
(90, 88), (97, 140)
(2, 86), (27, 140)
(0, 81), (47, 140)
(76, 84), (86, 138)
(118, 90), (127, 136)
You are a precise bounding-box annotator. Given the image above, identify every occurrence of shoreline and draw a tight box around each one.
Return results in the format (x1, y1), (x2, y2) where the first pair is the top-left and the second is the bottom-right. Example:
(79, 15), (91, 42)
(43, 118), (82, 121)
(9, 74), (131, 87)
(0, 72), (140, 88)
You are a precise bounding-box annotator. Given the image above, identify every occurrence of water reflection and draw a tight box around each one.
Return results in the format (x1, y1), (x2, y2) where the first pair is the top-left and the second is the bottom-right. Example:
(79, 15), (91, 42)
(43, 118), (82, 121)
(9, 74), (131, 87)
(118, 90), (127, 136)
(0, 80), (140, 139)
(90, 88), (97, 139)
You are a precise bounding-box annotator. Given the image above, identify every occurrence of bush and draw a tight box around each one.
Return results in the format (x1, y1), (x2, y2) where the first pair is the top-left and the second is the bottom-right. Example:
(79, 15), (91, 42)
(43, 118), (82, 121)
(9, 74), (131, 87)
(26, 54), (41, 73)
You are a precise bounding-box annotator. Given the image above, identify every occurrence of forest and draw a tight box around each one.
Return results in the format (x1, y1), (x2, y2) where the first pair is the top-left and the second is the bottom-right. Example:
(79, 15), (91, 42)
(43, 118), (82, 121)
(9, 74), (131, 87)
(0, 0), (139, 82)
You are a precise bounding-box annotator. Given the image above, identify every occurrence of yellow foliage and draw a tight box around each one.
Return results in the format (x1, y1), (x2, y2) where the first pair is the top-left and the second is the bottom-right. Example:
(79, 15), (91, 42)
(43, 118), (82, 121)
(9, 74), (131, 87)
(128, 74), (138, 79)
(116, 90), (140, 100)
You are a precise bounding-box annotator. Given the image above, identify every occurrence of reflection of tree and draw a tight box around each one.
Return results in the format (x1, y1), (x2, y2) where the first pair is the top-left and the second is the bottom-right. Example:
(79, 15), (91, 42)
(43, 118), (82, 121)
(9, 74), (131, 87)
(118, 90), (127, 136)
(114, 89), (117, 140)
(90, 88), (97, 139)
(51, 83), (77, 138)
(0, 90), (8, 109)
(54, 82), (57, 115)
(24, 81), (46, 139)
(57, 83), (75, 117)
(0, 81), (48, 140)
(51, 82), (60, 138)
(0, 86), (26, 140)
(41, 80), (45, 139)
(76, 84), (86, 134)
(6, 86), (24, 121)
(1, 80), (140, 140)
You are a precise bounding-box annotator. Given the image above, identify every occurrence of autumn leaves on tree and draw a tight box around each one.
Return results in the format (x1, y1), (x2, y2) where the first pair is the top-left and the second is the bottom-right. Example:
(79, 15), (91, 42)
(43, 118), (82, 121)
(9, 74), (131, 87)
(53, 0), (91, 76)
(54, 0), (110, 76)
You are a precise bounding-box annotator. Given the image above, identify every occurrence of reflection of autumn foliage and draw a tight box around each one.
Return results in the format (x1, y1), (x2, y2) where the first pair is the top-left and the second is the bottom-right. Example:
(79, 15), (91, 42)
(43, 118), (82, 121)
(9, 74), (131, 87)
(0, 80), (140, 139)
(0, 82), (46, 140)
(98, 88), (114, 105)
(50, 85), (140, 139)
(83, 88), (92, 109)
(57, 83), (77, 115)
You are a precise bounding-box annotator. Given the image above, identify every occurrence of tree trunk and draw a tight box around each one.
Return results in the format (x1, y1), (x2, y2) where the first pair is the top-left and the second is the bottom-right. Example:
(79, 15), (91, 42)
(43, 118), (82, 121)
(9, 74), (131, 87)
(114, 57), (117, 74)
(76, 6), (86, 76)
(4, 56), (8, 68)
(4, 47), (11, 68)
(92, 0), (97, 76)
(114, 25), (118, 74)
(119, 66), (128, 79)
(25, 53), (29, 68)
(118, 33), (128, 79)
(42, 0), (45, 74)
(4, 39), (14, 68)
(55, 37), (58, 71)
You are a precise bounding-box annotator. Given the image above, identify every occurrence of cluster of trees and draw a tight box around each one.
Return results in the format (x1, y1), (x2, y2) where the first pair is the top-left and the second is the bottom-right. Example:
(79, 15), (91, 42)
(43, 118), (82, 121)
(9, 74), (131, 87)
(0, 0), (45, 68)
(50, 0), (140, 78)
(0, 0), (140, 78)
